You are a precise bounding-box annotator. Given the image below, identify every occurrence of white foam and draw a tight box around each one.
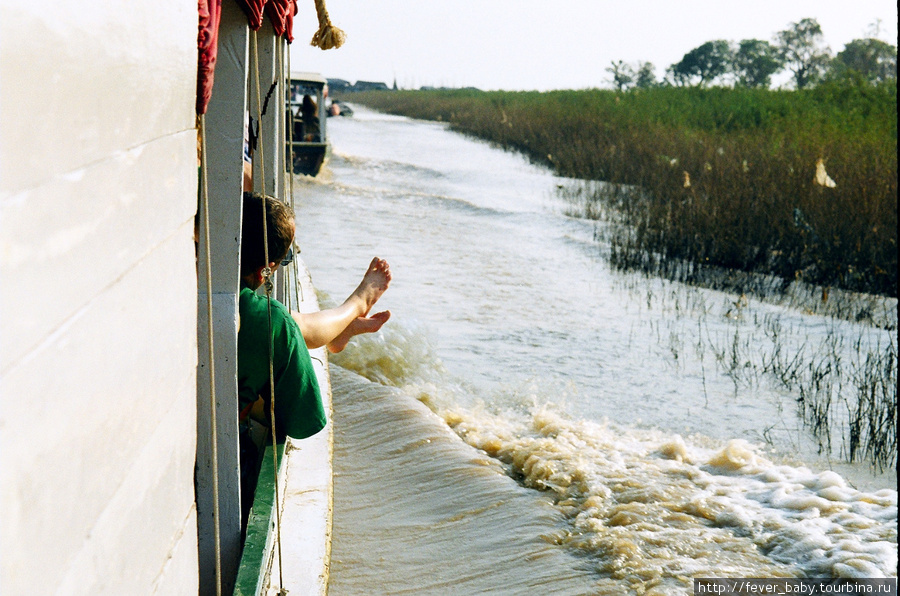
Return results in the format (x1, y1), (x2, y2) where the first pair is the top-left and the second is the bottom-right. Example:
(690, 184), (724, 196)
(442, 404), (897, 580)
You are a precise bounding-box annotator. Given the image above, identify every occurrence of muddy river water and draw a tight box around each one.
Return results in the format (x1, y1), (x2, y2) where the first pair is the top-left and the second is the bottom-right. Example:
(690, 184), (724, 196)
(292, 106), (896, 594)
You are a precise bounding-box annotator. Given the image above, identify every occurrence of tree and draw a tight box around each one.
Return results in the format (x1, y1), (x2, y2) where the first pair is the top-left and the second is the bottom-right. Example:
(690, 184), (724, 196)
(606, 60), (634, 91)
(668, 40), (733, 87)
(634, 61), (657, 89)
(733, 39), (782, 88)
(665, 63), (692, 87)
(830, 38), (897, 84)
(774, 18), (831, 89)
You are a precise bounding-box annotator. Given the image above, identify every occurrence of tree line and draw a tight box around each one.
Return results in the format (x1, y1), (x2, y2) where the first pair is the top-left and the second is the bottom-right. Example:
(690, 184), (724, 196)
(606, 18), (898, 91)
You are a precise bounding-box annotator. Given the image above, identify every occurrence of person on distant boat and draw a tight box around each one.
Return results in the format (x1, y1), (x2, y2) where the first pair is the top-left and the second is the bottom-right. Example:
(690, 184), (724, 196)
(300, 94), (320, 142)
(237, 191), (390, 525)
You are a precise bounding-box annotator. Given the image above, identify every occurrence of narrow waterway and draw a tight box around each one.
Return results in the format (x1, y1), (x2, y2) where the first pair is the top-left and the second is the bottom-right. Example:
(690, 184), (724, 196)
(294, 106), (896, 594)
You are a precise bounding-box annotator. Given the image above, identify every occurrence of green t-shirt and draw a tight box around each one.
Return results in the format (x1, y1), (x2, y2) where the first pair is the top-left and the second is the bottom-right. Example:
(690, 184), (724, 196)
(237, 286), (326, 440)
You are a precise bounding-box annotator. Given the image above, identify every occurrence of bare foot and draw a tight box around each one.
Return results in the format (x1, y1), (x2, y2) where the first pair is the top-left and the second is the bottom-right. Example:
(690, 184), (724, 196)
(349, 257), (391, 317)
(328, 311), (391, 353)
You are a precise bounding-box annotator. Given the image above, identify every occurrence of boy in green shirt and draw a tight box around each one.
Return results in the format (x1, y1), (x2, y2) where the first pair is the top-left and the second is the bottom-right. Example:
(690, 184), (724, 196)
(238, 192), (391, 437)
(237, 192), (390, 518)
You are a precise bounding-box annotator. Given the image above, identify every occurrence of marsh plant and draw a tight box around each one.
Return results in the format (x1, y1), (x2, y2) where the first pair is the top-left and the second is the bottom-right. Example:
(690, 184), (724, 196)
(632, 276), (897, 471)
(351, 85), (897, 298)
(562, 179), (897, 329)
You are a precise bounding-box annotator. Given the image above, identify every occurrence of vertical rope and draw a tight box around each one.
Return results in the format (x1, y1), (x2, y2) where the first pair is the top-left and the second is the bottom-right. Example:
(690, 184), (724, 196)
(285, 46), (304, 305)
(251, 28), (287, 593)
(199, 114), (223, 596)
(278, 37), (295, 314)
(252, 32), (268, 200)
(283, 39), (294, 214)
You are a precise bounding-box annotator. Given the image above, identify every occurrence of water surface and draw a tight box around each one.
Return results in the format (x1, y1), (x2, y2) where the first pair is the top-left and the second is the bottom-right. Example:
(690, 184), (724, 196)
(293, 106), (896, 594)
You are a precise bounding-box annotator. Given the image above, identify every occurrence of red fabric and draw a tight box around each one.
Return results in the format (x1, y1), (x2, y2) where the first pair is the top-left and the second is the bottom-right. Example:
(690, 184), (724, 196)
(236, 0), (266, 31)
(197, 0), (299, 113)
(265, 0), (290, 37)
(196, 0), (222, 115)
(241, 0), (297, 41)
(283, 0), (297, 43)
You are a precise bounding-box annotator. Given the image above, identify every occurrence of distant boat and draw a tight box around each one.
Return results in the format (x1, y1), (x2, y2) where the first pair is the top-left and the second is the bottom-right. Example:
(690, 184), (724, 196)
(328, 100), (354, 117)
(287, 72), (330, 176)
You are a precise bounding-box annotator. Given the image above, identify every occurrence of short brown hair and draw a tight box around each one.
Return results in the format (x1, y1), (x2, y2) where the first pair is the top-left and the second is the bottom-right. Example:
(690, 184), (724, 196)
(240, 192), (295, 277)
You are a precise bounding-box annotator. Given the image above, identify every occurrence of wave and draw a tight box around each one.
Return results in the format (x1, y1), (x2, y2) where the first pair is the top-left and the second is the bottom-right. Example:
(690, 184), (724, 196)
(448, 405), (897, 582)
(328, 366), (601, 595)
(332, 151), (446, 181)
(330, 321), (898, 591)
(319, 160), (517, 222)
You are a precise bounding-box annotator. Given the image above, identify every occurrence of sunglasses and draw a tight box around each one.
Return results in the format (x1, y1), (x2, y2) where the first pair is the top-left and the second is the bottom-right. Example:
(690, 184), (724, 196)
(281, 247), (294, 266)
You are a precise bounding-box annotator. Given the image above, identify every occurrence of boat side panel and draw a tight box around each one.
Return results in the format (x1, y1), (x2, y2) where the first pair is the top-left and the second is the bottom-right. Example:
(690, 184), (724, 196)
(0, 131), (198, 370)
(0, 0), (200, 593)
(53, 363), (199, 595)
(0, 0), (197, 197)
(1, 227), (199, 595)
(152, 507), (201, 595)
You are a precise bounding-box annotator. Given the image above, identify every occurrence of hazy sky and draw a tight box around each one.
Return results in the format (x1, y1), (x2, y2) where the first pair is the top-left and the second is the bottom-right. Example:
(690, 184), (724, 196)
(287, 0), (897, 91)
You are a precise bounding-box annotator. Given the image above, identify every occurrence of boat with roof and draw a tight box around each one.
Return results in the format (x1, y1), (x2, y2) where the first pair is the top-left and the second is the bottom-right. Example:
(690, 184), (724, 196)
(287, 71), (330, 176)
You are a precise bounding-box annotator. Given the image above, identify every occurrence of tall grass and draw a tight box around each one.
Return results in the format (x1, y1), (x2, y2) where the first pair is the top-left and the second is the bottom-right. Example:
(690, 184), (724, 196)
(618, 273), (897, 472)
(348, 84), (897, 297)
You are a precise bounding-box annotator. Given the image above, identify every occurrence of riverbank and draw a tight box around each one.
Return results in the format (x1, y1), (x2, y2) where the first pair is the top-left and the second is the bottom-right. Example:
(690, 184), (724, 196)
(344, 85), (897, 298)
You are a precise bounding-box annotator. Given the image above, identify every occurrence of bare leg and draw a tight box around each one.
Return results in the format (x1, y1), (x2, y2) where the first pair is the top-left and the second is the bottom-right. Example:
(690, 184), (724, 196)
(348, 257), (391, 317)
(327, 310), (391, 353)
(293, 257), (391, 350)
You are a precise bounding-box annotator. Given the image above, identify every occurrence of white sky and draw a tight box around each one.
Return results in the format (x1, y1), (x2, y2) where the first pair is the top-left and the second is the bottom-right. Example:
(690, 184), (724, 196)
(287, 0), (897, 91)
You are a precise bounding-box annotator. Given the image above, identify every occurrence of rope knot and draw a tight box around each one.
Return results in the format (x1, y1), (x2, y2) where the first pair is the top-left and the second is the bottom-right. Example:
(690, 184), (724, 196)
(310, 0), (346, 50)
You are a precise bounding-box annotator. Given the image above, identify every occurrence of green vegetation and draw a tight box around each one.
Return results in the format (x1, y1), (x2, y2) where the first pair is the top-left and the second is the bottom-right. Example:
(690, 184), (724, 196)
(618, 19), (896, 90)
(348, 83), (898, 298)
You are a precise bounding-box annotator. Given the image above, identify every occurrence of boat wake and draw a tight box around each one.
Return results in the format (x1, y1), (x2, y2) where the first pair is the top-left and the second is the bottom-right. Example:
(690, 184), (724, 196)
(329, 322), (897, 592)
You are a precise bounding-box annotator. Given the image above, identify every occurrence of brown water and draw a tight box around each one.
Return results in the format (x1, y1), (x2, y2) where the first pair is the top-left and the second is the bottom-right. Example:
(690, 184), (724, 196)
(294, 106), (897, 594)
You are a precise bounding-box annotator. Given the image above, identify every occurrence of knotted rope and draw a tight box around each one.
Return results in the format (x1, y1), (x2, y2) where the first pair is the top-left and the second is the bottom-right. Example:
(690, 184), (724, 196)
(251, 29), (286, 594)
(310, 0), (345, 50)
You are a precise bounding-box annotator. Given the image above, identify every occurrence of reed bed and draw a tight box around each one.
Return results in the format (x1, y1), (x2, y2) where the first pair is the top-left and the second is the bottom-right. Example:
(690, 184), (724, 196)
(623, 275), (897, 472)
(348, 85), (897, 298)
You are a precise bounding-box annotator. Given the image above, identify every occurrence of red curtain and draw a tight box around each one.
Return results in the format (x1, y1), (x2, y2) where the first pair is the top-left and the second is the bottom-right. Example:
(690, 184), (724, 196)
(197, 0), (298, 114)
(235, 0), (265, 30)
(239, 0), (296, 39)
(283, 0), (298, 43)
(265, 0), (288, 36)
(196, 0), (222, 115)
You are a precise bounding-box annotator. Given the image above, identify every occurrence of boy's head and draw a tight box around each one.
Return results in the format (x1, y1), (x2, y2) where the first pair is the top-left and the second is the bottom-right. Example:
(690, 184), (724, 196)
(240, 192), (295, 280)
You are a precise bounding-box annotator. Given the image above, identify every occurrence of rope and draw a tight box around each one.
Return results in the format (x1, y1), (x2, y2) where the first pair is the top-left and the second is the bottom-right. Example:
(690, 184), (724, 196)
(252, 33), (268, 200)
(199, 114), (224, 596)
(284, 42), (294, 210)
(279, 38), (295, 314)
(285, 44), (304, 306)
(310, 0), (346, 50)
(251, 29), (287, 593)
